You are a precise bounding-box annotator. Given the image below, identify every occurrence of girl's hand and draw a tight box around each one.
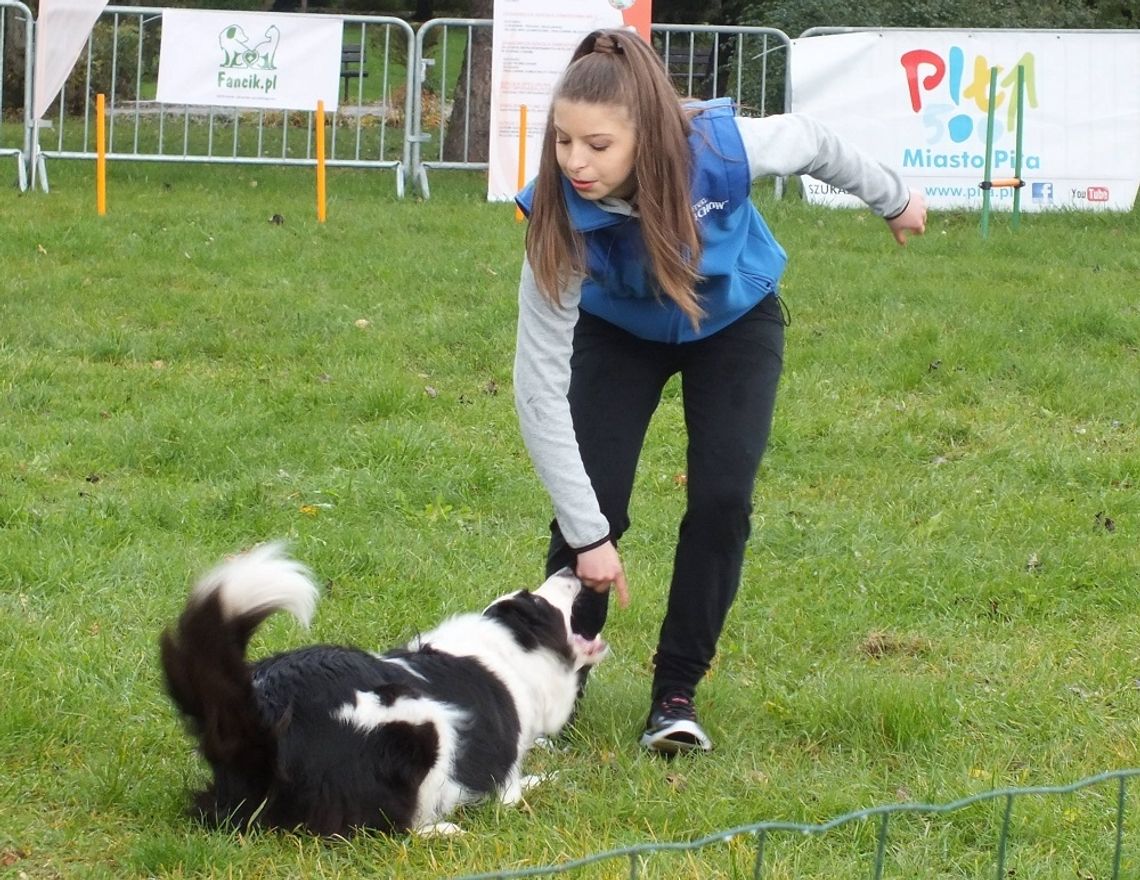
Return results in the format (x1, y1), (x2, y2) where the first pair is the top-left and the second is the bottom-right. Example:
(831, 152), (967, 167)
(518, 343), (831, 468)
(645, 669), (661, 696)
(887, 189), (928, 245)
(575, 542), (630, 608)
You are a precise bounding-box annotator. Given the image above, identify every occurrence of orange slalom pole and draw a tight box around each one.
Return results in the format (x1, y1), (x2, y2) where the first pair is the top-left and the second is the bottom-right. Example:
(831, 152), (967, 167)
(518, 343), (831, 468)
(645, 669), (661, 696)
(96, 93), (106, 216)
(316, 100), (327, 223)
(515, 104), (527, 222)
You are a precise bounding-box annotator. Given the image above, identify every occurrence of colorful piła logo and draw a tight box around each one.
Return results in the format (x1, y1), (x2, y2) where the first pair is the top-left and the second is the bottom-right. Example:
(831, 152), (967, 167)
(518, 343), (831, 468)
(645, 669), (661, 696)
(899, 47), (1039, 171)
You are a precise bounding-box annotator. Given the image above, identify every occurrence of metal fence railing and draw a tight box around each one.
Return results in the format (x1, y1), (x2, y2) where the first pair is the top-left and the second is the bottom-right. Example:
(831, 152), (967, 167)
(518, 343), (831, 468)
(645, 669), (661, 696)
(0, 0), (34, 190)
(408, 19), (792, 198)
(653, 23), (791, 113)
(5, 14), (788, 197)
(408, 17), (485, 200)
(25, 7), (414, 195)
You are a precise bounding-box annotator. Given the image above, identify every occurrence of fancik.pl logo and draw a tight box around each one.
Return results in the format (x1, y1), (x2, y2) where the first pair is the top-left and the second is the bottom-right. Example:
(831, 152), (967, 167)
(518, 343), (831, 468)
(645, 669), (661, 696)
(217, 24), (281, 92)
(219, 24), (280, 71)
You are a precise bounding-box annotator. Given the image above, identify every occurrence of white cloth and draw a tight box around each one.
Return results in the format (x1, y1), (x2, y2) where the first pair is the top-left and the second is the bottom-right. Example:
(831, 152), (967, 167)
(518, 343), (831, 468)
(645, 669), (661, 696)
(33, 0), (110, 121)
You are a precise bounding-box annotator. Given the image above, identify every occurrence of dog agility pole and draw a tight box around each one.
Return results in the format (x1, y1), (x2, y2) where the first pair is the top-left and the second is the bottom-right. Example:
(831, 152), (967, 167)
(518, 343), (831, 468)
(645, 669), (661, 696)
(515, 104), (528, 223)
(980, 65), (1026, 238)
(96, 93), (106, 216)
(316, 100), (327, 223)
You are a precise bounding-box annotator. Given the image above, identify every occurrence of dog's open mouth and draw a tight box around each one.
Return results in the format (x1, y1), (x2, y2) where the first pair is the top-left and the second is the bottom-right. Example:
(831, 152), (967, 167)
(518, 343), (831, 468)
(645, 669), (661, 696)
(572, 633), (608, 660)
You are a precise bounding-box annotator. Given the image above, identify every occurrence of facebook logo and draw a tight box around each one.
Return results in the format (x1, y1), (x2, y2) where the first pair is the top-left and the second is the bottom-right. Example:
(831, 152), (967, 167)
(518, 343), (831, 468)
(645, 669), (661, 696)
(1031, 182), (1054, 204)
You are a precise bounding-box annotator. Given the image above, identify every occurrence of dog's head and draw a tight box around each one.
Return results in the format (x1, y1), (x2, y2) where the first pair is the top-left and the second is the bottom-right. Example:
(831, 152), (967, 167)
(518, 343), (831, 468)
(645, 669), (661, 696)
(483, 569), (607, 671)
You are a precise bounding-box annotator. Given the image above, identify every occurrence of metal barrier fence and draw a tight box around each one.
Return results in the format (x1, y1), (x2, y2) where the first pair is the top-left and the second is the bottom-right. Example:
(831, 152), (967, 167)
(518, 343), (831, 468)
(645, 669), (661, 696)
(408, 17), (483, 200)
(27, 7), (414, 195)
(409, 19), (792, 198)
(444, 769), (1140, 880)
(0, 0), (33, 190)
(5, 13), (788, 197)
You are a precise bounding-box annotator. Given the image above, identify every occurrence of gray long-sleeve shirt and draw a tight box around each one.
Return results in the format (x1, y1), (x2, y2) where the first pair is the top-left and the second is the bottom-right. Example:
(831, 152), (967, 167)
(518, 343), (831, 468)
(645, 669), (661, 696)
(513, 113), (910, 549)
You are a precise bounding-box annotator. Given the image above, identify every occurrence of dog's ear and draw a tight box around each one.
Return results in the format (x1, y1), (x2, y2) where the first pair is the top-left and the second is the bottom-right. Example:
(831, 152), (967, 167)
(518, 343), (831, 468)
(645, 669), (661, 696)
(484, 593), (573, 661)
(483, 592), (544, 650)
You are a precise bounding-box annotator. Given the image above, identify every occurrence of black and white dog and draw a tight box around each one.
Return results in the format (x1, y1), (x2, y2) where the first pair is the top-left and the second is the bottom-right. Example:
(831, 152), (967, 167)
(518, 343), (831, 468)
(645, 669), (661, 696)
(159, 543), (606, 836)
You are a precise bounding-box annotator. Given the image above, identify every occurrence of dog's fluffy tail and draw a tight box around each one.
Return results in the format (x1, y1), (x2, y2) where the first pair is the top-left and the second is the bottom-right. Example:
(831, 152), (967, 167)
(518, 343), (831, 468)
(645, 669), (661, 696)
(159, 542), (319, 824)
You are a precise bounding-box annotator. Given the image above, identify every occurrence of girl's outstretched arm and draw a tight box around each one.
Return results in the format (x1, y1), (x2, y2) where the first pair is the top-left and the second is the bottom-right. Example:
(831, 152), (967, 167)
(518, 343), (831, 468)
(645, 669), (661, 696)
(737, 113), (910, 219)
(513, 259), (612, 550)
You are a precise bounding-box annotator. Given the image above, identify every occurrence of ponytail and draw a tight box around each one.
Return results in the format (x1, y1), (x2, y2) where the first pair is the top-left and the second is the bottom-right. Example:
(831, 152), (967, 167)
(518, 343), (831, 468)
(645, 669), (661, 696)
(525, 29), (704, 328)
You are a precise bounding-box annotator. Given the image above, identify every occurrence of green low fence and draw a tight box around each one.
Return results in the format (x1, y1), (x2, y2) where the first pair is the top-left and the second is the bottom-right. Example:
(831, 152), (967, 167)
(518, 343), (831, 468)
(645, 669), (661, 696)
(450, 769), (1139, 880)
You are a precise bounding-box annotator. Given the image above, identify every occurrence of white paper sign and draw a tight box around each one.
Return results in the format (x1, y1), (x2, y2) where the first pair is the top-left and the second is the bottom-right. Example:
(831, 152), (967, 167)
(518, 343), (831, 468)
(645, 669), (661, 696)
(487, 0), (652, 202)
(157, 9), (343, 111)
(790, 30), (1140, 211)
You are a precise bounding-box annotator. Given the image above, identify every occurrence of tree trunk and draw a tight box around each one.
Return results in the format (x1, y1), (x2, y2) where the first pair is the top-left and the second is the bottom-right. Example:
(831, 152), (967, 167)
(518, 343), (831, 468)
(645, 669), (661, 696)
(2, 7), (29, 114)
(441, 0), (492, 163)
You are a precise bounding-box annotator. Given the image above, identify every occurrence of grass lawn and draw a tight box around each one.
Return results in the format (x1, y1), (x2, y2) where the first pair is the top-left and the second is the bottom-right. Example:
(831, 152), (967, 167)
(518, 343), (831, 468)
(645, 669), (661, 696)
(1, 160), (1138, 879)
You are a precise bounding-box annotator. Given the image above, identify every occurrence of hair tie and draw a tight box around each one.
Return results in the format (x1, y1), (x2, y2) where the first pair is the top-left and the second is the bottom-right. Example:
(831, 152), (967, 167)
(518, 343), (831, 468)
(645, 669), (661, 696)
(590, 32), (624, 55)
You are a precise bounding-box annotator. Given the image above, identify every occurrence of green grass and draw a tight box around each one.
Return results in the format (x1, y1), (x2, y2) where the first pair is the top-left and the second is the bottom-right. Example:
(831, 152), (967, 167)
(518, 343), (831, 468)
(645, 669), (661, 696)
(1, 160), (1138, 879)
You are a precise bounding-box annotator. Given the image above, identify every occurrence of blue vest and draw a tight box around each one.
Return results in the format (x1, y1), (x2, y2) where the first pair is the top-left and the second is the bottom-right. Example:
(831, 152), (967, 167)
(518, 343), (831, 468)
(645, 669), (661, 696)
(516, 98), (786, 343)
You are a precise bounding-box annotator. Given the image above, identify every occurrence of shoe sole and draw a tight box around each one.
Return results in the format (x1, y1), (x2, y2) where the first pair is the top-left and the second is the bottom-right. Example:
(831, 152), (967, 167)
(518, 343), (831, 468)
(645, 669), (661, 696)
(639, 719), (713, 754)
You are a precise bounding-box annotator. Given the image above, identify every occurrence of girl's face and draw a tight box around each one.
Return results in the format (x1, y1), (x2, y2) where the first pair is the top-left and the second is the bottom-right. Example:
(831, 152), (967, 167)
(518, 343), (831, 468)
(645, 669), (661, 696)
(552, 99), (637, 201)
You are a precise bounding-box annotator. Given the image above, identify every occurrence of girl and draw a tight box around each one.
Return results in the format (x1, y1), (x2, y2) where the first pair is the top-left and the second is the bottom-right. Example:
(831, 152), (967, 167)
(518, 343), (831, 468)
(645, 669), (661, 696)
(514, 28), (926, 754)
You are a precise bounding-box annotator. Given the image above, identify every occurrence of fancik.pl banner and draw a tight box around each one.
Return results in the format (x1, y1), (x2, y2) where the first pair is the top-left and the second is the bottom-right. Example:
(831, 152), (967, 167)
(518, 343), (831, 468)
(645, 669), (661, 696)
(156, 9), (342, 112)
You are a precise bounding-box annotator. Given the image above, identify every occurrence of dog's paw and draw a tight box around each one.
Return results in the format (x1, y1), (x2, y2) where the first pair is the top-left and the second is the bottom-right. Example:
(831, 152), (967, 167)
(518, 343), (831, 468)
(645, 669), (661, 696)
(415, 821), (464, 836)
(521, 772), (556, 792)
(499, 772), (554, 806)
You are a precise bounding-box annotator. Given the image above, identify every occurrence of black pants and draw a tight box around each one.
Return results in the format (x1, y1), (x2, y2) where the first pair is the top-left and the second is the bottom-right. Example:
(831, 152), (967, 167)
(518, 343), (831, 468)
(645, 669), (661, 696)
(545, 295), (786, 702)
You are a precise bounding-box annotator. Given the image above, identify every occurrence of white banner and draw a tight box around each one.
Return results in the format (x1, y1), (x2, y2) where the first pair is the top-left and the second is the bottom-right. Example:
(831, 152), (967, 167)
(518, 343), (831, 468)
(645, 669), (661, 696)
(487, 0), (652, 202)
(156, 9), (342, 111)
(33, 0), (111, 121)
(790, 30), (1140, 211)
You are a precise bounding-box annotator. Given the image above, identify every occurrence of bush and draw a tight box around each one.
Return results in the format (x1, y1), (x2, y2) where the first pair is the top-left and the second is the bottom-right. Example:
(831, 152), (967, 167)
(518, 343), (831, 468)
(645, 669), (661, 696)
(56, 21), (160, 116)
(751, 0), (1100, 38)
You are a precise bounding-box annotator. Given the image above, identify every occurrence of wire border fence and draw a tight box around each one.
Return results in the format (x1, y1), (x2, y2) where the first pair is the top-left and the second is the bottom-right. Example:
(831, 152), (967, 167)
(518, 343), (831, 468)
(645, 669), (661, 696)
(446, 769), (1139, 880)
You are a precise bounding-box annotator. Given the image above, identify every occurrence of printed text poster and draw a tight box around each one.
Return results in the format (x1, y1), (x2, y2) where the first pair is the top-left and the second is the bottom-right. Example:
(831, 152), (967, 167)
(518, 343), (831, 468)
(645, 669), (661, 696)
(488, 0), (652, 202)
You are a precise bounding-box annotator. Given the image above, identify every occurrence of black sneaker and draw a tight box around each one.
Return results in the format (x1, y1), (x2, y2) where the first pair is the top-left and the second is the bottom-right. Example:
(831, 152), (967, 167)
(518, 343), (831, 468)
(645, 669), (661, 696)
(639, 692), (713, 754)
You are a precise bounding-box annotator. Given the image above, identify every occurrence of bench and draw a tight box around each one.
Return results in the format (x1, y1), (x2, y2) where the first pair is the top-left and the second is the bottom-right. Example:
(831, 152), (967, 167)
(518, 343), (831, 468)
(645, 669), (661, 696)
(340, 43), (368, 98)
(662, 44), (715, 94)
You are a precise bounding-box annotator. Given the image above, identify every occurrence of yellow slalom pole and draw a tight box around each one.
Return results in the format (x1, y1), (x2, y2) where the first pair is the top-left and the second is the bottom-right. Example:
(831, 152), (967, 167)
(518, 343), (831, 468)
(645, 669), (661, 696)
(96, 93), (107, 216)
(515, 104), (527, 222)
(316, 100), (327, 223)
(315, 100), (327, 222)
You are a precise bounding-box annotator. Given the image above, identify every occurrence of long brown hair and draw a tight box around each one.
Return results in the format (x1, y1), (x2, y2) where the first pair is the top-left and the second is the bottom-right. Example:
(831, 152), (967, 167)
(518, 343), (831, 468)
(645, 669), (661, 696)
(525, 29), (704, 326)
